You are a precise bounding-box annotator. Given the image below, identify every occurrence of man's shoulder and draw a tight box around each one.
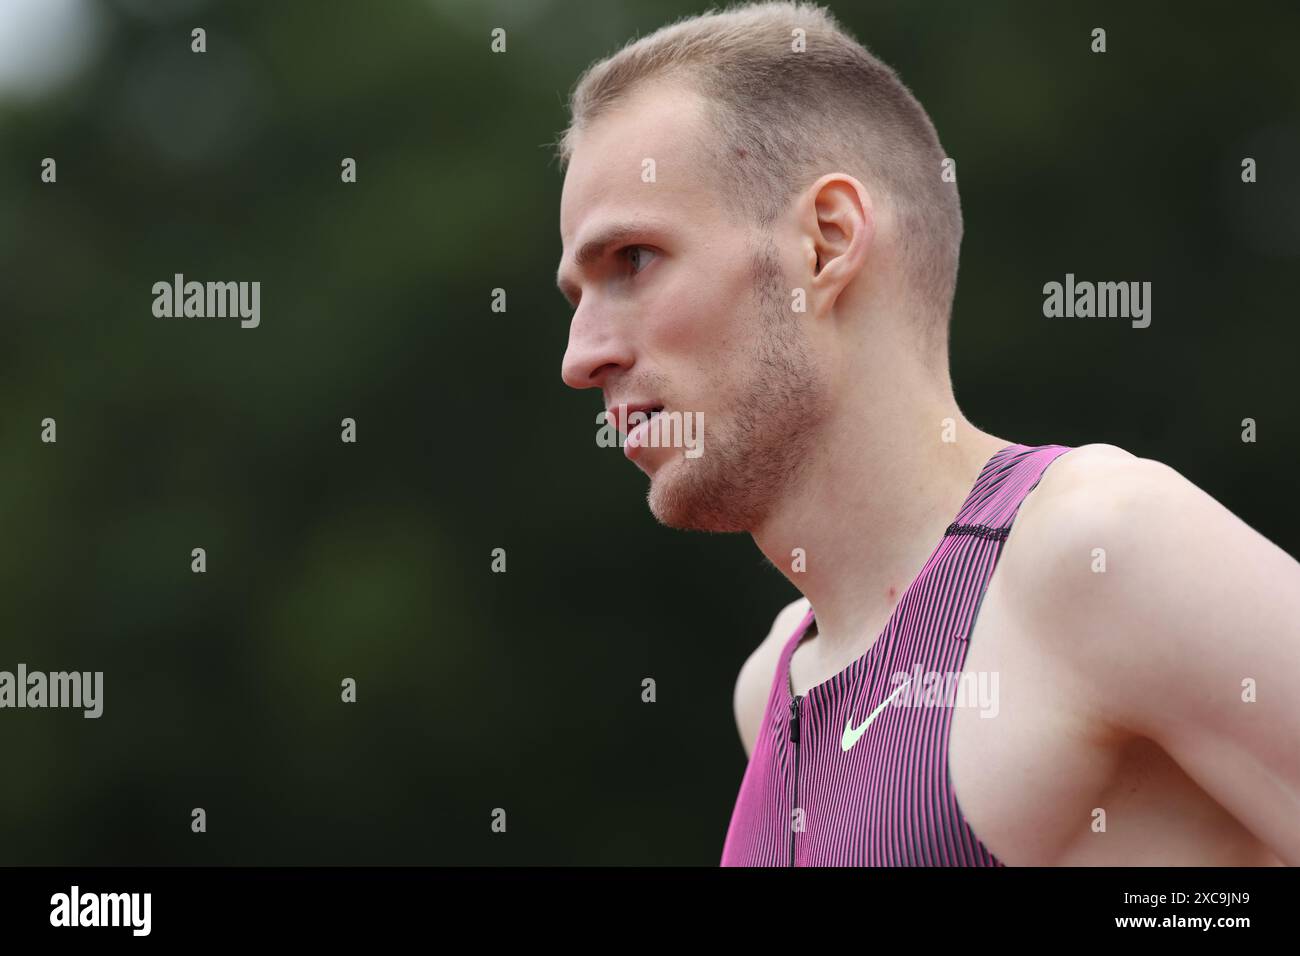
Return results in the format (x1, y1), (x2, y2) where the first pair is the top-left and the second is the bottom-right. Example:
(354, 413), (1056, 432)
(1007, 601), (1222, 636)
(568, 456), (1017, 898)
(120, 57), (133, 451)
(1002, 444), (1300, 839)
(991, 443), (1223, 731)
(736, 596), (810, 699)
(1010, 442), (1196, 564)
(1027, 440), (1166, 500)
(733, 597), (810, 758)
(1001, 441), (1243, 651)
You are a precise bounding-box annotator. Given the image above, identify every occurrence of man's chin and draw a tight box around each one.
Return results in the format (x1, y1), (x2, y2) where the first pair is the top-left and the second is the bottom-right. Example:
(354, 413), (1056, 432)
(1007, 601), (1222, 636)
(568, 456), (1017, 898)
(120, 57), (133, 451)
(645, 458), (755, 533)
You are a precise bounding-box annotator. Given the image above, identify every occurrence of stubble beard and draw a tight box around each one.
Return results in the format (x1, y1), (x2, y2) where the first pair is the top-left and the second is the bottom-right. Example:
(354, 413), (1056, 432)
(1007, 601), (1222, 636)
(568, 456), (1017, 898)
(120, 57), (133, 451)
(647, 241), (831, 533)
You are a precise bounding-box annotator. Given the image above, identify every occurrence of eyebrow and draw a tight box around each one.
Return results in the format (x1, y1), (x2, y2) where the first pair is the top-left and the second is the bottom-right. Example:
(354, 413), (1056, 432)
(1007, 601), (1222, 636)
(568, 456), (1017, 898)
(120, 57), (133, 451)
(555, 222), (659, 303)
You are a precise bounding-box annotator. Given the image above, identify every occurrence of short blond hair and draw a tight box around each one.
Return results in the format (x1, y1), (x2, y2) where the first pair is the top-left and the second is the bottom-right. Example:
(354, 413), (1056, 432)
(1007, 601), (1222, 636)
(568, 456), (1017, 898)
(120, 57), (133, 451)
(556, 1), (963, 349)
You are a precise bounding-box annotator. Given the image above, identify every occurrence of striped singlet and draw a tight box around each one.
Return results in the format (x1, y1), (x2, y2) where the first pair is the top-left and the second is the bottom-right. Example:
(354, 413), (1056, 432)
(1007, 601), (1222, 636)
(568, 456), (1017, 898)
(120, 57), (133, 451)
(720, 443), (1074, 866)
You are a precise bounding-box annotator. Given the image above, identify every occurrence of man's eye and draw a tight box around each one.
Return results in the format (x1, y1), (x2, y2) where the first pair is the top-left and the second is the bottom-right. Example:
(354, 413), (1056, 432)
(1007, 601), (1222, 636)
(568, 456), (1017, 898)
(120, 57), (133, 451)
(620, 245), (658, 275)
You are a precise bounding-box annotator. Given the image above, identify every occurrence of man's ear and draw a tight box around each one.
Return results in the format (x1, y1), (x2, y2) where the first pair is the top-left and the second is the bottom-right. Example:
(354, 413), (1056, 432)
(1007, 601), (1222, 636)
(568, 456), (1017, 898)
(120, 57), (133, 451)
(802, 173), (874, 311)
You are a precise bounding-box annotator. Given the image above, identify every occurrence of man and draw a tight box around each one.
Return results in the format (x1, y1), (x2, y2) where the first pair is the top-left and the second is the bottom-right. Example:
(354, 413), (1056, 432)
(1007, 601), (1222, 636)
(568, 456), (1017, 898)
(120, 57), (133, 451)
(553, 1), (1299, 865)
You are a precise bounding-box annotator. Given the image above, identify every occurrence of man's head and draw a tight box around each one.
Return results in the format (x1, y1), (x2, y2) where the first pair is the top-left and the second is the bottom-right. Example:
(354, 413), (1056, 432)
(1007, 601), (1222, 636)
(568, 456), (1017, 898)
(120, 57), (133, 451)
(556, 1), (961, 533)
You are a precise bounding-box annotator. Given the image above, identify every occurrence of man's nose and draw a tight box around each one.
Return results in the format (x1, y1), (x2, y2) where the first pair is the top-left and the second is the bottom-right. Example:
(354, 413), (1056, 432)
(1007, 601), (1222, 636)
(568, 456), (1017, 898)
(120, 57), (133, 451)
(560, 305), (634, 390)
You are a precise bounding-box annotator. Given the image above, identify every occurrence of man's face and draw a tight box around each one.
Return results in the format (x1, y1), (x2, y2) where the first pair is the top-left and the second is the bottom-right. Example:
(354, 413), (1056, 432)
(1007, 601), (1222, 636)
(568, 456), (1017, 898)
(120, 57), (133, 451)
(558, 81), (830, 532)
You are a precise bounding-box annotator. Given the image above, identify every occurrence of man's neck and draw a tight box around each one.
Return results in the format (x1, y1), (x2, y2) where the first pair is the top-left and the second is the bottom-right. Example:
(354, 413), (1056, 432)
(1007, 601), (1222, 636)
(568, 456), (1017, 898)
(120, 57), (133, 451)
(751, 378), (1009, 664)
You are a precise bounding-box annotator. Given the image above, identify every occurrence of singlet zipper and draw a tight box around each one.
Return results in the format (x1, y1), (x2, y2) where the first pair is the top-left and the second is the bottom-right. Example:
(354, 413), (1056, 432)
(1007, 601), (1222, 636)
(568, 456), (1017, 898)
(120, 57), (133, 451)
(788, 694), (802, 867)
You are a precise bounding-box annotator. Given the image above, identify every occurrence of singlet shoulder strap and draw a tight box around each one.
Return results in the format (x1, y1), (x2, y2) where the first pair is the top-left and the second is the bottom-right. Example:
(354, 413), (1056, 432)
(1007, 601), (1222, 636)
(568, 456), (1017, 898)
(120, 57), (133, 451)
(941, 443), (1074, 642)
(946, 443), (1073, 536)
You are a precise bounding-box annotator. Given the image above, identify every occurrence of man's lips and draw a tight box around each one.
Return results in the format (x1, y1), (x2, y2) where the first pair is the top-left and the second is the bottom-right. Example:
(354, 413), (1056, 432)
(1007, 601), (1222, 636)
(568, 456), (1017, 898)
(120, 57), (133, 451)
(604, 401), (666, 464)
(624, 415), (657, 461)
(605, 401), (664, 438)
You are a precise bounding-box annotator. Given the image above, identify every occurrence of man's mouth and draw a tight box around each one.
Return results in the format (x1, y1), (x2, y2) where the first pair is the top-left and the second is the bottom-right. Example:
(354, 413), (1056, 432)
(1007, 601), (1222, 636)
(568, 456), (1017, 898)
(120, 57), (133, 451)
(607, 401), (665, 437)
(610, 403), (665, 463)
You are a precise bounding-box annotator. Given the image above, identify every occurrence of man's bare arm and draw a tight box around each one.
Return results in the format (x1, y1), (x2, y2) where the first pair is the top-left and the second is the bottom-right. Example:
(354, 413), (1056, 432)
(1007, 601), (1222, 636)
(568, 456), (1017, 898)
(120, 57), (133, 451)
(1018, 447), (1300, 863)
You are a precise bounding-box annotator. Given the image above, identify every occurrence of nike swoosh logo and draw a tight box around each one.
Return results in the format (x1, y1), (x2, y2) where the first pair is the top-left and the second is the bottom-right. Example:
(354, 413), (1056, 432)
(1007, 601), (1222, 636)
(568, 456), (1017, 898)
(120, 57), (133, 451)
(841, 678), (913, 752)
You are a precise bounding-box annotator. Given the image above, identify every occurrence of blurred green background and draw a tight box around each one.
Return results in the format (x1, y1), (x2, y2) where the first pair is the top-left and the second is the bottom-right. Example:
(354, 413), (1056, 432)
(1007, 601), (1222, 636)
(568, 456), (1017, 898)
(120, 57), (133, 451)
(0, 0), (1296, 864)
